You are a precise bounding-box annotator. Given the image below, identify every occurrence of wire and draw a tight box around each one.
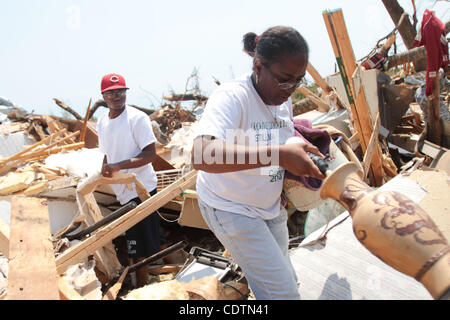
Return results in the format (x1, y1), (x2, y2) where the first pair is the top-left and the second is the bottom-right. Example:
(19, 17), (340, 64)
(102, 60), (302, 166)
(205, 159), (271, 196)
(156, 209), (179, 223)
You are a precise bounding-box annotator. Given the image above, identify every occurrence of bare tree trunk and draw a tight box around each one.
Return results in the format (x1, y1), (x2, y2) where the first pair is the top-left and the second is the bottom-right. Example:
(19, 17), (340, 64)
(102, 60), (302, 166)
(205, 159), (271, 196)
(386, 46), (426, 69)
(381, 0), (427, 71)
(53, 98), (82, 120)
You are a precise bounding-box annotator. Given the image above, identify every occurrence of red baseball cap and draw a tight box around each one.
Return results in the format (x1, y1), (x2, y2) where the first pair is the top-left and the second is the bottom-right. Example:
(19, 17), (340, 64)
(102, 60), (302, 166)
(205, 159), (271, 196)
(101, 73), (129, 93)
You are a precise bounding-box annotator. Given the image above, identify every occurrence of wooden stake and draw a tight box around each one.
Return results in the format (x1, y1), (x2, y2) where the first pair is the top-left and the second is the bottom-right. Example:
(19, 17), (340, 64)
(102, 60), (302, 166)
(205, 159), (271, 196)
(362, 112), (381, 179)
(79, 98), (92, 143)
(0, 219), (9, 259)
(297, 87), (330, 112)
(306, 63), (333, 94)
(55, 170), (198, 274)
(0, 128), (67, 165)
(427, 75), (443, 145)
(323, 8), (384, 186)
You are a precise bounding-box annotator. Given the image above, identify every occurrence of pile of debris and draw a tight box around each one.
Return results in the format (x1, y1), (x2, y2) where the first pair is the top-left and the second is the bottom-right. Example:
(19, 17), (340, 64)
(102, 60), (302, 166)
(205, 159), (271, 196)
(0, 1), (449, 301)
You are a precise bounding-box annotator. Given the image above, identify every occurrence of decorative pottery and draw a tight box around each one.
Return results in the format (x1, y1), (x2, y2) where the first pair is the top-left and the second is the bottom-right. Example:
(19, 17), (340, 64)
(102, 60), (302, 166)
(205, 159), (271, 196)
(320, 162), (450, 300)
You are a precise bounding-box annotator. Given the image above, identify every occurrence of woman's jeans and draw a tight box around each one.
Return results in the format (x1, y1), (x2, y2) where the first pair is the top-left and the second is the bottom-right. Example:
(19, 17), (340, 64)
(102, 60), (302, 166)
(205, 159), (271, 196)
(198, 198), (300, 300)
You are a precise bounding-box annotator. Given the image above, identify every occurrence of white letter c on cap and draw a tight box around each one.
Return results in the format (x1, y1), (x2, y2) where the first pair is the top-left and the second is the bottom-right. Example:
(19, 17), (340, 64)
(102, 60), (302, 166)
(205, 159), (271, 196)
(110, 75), (119, 82)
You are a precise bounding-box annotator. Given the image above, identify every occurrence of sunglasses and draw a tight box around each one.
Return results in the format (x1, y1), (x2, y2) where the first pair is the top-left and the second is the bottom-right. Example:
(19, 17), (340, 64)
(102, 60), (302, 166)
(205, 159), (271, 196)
(103, 89), (127, 98)
(264, 65), (306, 90)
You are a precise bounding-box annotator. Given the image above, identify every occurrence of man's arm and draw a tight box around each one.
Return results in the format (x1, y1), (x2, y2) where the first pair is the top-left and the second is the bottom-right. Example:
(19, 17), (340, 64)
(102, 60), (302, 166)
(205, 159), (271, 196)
(101, 143), (156, 178)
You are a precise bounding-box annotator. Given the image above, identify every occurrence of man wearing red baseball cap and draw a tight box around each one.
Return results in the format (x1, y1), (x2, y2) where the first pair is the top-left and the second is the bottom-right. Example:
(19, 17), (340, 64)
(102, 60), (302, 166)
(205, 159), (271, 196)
(96, 73), (161, 288)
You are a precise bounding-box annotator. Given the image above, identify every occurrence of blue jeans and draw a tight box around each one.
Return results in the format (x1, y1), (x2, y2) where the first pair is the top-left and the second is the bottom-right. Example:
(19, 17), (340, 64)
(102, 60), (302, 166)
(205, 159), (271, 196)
(198, 198), (300, 300)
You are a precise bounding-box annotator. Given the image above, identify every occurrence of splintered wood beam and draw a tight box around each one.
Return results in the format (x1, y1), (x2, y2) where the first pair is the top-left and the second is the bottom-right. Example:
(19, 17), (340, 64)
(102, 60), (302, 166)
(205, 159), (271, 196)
(79, 98), (92, 143)
(296, 87), (330, 112)
(102, 266), (129, 300)
(307, 63), (333, 94)
(23, 142), (84, 163)
(0, 128), (67, 165)
(306, 63), (348, 111)
(55, 170), (198, 274)
(58, 277), (84, 300)
(427, 75), (443, 145)
(323, 8), (384, 186)
(7, 197), (59, 300)
(362, 112), (381, 179)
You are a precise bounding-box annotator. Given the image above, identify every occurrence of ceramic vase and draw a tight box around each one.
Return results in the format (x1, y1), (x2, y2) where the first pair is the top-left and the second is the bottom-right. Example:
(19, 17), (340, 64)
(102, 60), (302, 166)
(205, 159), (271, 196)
(320, 162), (450, 299)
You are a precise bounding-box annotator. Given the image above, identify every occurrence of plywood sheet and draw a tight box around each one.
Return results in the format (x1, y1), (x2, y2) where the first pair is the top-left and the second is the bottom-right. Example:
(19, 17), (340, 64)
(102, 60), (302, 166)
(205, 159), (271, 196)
(7, 197), (59, 300)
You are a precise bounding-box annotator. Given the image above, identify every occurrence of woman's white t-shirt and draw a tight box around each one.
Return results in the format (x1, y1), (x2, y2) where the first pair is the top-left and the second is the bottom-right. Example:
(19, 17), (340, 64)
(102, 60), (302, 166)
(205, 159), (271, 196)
(194, 73), (294, 220)
(97, 105), (157, 205)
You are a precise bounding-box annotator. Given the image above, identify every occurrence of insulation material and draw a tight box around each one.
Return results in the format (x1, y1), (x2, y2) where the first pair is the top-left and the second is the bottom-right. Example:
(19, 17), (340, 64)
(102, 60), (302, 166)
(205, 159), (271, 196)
(161, 122), (198, 168)
(45, 147), (103, 179)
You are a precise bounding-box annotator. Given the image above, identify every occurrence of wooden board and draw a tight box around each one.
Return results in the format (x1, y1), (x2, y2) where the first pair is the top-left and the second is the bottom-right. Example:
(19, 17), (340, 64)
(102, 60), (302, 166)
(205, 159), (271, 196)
(77, 192), (122, 281)
(179, 191), (209, 230)
(7, 197), (59, 300)
(323, 8), (384, 186)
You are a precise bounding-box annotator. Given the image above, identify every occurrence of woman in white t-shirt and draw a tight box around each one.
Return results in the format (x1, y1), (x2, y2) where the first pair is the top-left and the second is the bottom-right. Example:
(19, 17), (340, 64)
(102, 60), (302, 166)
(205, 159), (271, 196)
(192, 26), (325, 300)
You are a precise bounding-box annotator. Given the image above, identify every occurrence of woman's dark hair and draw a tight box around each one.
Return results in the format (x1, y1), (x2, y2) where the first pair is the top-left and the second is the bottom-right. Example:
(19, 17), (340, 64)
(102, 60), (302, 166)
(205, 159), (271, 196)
(242, 26), (309, 65)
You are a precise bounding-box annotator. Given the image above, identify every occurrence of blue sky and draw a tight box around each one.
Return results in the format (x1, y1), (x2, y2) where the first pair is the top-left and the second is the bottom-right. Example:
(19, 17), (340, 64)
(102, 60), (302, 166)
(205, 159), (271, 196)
(0, 0), (448, 119)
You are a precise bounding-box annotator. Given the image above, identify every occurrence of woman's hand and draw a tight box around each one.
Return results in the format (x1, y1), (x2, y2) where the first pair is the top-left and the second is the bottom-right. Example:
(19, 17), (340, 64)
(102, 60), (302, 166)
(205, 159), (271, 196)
(279, 142), (326, 180)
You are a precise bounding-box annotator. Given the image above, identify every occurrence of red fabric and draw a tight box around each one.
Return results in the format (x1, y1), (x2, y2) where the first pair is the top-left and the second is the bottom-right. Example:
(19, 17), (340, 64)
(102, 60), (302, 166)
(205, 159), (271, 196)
(413, 10), (449, 96)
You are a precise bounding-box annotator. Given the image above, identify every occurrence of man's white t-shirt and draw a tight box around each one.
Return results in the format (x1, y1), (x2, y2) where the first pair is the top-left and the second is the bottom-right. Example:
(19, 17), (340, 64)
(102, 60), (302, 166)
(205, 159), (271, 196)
(194, 73), (294, 220)
(97, 105), (157, 205)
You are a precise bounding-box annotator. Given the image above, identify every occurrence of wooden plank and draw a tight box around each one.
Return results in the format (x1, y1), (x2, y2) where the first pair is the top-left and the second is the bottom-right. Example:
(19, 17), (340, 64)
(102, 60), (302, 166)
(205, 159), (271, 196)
(79, 99), (92, 143)
(77, 192), (122, 281)
(0, 139), (83, 175)
(0, 219), (9, 259)
(352, 67), (384, 186)
(147, 264), (183, 275)
(297, 87), (330, 112)
(307, 63), (333, 94)
(77, 172), (150, 202)
(7, 197), (59, 300)
(102, 266), (129, 300)
(55, 170), (197, 274)
(0, 128), (66, 164)
(22, 142), (84, 163)
(58, 277), (84, 300)
(19, 181), (49, 196)
(427, 75), (443, 145)
(323, 8), (384, 186)
(362, 112), (381, 179)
